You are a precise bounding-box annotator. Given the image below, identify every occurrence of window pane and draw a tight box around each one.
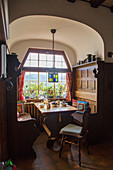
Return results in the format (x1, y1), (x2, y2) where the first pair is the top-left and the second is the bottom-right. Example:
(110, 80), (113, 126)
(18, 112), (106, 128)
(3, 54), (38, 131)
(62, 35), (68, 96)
(30, 72), (38, 81)
(24, 72), (38, 99)
(39, 54), (46, 60)
(24, 60), (30, 67)
(39, 61), (46, 67)
(55, 62), (61, 68)
(61, 73), (66, 81)
(58, 73), (66, 81)
(61, 82), (67, 98)
(55, 82), (63, 98)
(47, 61), (53, 68)
(39, 72), (47, 98)
(55, 73), (67, 98)
(39, 72), (47, 82)
(39, 82), (47, 98)
(55, 82), (67, 98)
(31, 60), (38, 67)
(55, 55), (62, 61)
(58, 73), (62, 81)
(47, 54), (53, 61)
(62, 62), (67, 68)
(47, 83), (54, 98)
(30, 53), (38, 60)
(24, 57), (38, 67)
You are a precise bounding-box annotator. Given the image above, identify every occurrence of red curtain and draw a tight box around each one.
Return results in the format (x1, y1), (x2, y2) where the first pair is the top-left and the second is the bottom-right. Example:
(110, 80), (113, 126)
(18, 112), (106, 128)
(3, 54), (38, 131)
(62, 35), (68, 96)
(18, 71), (26, 101)
(66, 72), (72, 101)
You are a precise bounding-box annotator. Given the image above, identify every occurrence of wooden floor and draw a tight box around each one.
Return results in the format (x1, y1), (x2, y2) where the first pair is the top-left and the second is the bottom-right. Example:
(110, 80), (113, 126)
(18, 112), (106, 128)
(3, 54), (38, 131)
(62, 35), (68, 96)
(14, 132), (113, 170)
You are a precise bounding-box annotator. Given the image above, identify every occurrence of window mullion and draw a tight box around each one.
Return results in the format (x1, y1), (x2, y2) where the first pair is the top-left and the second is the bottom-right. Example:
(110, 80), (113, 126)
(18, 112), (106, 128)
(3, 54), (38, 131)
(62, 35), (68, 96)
(38, 72), (39, 96)
(46, 53), (47, 67)
(54, 82), (55, 98)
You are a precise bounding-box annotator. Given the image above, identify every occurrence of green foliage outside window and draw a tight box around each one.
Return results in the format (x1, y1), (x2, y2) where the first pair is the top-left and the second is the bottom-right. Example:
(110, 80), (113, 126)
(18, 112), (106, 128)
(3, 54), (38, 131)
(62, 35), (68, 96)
(24, 81), (67, 99)
(24, 81), (38, 98)
(55, 83), (67, 98)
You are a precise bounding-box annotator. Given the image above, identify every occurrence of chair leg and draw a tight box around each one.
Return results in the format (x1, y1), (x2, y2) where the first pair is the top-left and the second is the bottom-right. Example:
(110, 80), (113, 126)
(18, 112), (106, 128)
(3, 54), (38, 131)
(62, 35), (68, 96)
(78, 141), (81, 166)
(59, 135), (64, 158)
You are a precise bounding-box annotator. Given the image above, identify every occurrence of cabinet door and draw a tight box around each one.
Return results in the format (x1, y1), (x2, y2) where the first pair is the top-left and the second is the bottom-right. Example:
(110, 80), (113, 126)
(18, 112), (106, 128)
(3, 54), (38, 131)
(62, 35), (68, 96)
(0, 81), (8, 161)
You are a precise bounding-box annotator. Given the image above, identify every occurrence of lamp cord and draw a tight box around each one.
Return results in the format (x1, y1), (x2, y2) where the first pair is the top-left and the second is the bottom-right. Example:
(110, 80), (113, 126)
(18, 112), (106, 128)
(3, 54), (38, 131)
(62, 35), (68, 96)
(52, 32), (55, 68)
(51, 29), (56, 69)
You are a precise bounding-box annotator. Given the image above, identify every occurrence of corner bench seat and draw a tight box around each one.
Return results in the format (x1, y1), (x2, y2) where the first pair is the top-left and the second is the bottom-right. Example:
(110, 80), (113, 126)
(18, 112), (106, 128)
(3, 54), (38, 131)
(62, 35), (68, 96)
(17, 101), (36, 122)
(71, 99), (89, 126)
(17, 113), (35, 122)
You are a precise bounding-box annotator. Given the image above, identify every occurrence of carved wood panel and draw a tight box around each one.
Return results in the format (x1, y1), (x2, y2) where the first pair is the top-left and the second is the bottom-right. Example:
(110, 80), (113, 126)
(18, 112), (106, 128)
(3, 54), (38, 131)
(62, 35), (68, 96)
(73, 61), (113, 142)
(73, 62), (97, 113)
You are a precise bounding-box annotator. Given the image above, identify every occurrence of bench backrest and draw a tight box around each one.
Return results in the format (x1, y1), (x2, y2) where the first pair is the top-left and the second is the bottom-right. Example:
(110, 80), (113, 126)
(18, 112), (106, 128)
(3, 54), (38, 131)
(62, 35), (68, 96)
(72, 99), (89, 114)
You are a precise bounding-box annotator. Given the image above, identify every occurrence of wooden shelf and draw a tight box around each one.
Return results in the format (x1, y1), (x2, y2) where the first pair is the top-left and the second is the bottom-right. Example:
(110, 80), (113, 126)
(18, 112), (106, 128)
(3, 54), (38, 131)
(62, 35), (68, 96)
(72, 61), (97, 69)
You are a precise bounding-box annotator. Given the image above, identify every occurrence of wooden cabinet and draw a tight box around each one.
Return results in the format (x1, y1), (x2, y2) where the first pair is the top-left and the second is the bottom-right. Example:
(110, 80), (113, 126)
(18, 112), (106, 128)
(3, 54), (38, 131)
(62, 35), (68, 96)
(0, 81), (8, 162)
(73, 61), (97, 113)
(72, 61), (113, 143)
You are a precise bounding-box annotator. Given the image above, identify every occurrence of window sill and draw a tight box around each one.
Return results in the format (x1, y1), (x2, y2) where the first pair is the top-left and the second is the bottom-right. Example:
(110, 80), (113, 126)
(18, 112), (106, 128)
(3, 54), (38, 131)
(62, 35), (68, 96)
(26, 98), (66, 102)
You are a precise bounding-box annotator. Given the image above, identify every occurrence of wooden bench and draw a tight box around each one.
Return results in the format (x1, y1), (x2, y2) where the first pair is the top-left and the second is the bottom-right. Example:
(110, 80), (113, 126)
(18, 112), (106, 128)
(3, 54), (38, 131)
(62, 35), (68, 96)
(71, 99), (89, 126)
(17, 113), (35, 122)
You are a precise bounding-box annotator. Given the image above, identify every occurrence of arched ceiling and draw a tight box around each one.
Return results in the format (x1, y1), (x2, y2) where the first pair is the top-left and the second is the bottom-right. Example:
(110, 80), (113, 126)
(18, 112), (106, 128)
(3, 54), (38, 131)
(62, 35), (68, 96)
(7, 15), (104, 65)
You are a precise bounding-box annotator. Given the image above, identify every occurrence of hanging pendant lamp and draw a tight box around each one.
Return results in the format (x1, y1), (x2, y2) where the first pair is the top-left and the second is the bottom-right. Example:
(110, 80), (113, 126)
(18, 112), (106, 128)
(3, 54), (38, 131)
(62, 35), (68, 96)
(48, 29), (58, 83)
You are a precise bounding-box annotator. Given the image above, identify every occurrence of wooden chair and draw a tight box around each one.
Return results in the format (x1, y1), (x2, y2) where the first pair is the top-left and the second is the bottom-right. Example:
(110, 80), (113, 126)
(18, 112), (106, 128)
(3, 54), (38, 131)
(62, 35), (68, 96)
(59, 106), (91, 166)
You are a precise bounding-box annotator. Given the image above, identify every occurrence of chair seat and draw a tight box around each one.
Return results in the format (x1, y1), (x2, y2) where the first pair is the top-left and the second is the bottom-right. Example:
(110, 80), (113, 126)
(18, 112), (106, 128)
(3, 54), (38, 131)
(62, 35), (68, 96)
(60, 124), (82, 135)
(17, 113), (32, 121)
(59, 106), (91, 166)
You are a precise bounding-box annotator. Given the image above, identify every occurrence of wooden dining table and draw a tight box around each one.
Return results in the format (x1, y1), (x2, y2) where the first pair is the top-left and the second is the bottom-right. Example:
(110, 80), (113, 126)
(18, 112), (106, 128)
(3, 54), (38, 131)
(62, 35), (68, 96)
(34, 102), (77, 138)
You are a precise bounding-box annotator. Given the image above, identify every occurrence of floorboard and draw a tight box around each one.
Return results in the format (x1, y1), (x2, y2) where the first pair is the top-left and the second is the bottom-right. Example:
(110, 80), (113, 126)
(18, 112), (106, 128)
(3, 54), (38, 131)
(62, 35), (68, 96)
(14, 132), (113, 170)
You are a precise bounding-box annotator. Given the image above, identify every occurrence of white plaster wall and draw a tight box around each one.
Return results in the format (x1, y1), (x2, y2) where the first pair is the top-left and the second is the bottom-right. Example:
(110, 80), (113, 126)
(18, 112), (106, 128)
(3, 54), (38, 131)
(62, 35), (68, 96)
(8, 0), (113, 62)
(10, 39), (76, 68)
(8, 16), (104, 66)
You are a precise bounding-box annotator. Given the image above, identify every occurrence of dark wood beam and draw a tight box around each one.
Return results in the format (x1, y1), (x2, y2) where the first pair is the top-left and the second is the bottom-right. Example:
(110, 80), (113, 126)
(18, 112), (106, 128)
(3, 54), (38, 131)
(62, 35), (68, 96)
(22, 67), (70, 73)
(67, 0), (76, 3)
(110, 5), (113, 13)
(90, 0), (105, 8)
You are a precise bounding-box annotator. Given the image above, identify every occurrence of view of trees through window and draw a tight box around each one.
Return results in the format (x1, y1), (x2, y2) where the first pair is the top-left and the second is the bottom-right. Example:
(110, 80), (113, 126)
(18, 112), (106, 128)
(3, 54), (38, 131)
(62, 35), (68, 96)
(22, 49), (70, 99)
(23, 72), (67, 99)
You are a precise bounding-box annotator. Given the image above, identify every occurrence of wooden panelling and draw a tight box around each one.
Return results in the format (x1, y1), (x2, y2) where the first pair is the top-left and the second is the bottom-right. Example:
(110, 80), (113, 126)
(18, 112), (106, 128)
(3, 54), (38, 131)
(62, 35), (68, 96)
(75, 91), (96, 101)
(81, 80), (87, 89)
(0, 81), (8, 161)
(73, 61), (97, 113)
(73, 61), (113, 143)
(25, 102), (38, 119)
(75, 91), (97, 113)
